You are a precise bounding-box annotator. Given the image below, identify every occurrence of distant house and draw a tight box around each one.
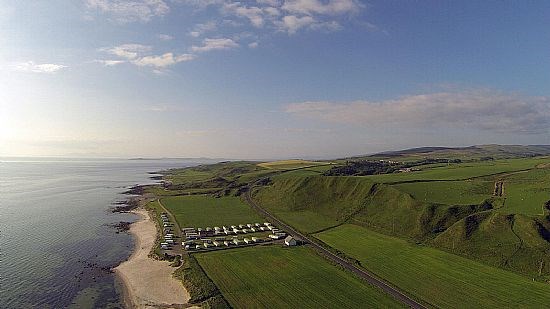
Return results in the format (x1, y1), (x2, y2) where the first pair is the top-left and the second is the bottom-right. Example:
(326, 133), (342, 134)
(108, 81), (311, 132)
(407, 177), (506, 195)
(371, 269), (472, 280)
(284, 236), (297, 246)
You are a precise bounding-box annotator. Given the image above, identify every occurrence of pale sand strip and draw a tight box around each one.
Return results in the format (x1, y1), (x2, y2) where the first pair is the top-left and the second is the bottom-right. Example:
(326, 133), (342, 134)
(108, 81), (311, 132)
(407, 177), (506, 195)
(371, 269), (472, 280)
(115, 208), (192, 309)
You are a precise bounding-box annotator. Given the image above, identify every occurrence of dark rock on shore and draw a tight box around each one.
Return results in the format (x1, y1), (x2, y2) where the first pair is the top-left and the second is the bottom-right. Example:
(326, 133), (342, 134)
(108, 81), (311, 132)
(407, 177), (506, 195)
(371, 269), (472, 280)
(123, 185), (144, 195)
(111, 199), (139, 213)
(109, 221), (133, 233)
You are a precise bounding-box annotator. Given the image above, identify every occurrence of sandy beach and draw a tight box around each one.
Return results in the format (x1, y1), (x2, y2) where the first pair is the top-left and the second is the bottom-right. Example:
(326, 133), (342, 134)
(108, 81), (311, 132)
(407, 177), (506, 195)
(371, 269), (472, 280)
(115, 208), (192, 309)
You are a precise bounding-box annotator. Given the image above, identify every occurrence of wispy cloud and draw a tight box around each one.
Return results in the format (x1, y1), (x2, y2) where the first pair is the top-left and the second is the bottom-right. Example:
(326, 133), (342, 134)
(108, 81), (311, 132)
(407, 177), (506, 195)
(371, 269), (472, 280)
(223, 3), (266, 28)
(11, 61), (67, 73)
(101, 43), (152, 59)
(97, 44), (195, 71)
(141, 105), (185, 112)
(94, 59), (126, 66)
(285, 89), (550, 134)
(182, 0), (367, 35)
(189, 21), (217, 38)
(281, 0), (363, 16)
(133, 52), (195, 68)
(86, 0), (170, 23)
(191, 38), (239, 53)
(157, 33), (174, 40)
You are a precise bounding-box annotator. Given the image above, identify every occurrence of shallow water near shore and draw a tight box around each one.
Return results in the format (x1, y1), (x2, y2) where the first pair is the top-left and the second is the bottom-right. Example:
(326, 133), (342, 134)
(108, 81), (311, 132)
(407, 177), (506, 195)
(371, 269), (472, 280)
(0, 158), (201, 308)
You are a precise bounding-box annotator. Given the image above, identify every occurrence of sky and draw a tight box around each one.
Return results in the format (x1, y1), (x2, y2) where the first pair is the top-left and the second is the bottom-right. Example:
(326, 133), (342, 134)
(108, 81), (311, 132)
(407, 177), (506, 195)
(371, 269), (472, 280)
(1, 1), (550, 159)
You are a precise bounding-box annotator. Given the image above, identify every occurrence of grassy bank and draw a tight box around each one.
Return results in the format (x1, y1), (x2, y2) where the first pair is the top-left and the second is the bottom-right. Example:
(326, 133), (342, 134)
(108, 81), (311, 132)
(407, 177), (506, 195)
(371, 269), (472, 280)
(174, 254), (230, 308)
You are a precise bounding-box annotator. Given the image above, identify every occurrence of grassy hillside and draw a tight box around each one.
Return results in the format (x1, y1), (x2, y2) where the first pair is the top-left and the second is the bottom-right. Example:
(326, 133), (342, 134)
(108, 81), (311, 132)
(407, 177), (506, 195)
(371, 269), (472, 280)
(350, 184), (491, 239)
(393, 180), (493, 205)
(432, 212), (550, 277)
(316, 225), (550, 308)
(196, 245), (401, 309)
(253, 156), (550, 277)
(253, 175), (376, 233)
(362, 157), (549, 183)
(257, 159), (331, 170)
(255, 175), (490, 238)
(368, 144), (550, 161)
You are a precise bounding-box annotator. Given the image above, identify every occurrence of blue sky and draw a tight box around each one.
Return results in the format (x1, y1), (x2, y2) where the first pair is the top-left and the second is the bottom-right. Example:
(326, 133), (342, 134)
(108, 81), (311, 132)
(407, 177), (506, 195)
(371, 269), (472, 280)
(1, 1), (550, 159)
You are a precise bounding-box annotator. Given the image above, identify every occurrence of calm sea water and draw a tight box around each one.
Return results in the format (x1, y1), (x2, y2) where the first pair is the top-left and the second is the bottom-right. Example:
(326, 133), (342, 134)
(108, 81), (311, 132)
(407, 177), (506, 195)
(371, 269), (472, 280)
(0, 158), (204, 308)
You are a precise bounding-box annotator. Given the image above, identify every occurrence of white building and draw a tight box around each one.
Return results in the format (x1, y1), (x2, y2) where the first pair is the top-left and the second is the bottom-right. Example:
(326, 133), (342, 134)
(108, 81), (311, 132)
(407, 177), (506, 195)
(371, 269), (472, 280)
(284, 236), (297, 246)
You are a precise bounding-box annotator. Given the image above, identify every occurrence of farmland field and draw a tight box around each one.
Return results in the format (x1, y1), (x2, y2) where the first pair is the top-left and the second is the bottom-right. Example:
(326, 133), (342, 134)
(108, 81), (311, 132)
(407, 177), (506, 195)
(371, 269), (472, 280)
(362, 157), (550, 183)
(195, 245), (401, 308)
(257, 159), (330, 170)
(499, 168), (550, 216)
(316, 224), (550, 308)
(393, 180), (493, 205)
(164, 169), (214, 185)
(160, 195), (262, 227)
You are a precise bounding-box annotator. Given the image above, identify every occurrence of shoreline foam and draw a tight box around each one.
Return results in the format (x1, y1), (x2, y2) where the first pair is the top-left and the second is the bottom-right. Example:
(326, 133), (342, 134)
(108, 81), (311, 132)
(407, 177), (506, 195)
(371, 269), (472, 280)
(114, 208), (191, 308)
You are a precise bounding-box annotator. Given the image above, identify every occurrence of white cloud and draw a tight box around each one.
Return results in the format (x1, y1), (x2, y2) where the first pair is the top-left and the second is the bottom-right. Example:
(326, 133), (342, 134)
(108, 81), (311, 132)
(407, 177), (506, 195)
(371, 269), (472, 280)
(178, 0), (367, 35)
(94, 59), (126, 66)
(277, 15), (315, 34)
(248, 41), (259, 48)
(282, 0), (362, 16)
(191, 38), (239, 53)
(223, 3), (265, 28)
(256, 0), (281, 6)
(158, 34), (174, 40)
(189, 21), (217, 37)
(12, 61), (67, 73)
(175, 0), (224, 9)
(86, 0), (170, 23)
(133, 53), (195, 68)
(99, 44), (195, 70)
(264, 6), (280, 16)
(101, 44), (152, 59)
(285, 89), (550, 134)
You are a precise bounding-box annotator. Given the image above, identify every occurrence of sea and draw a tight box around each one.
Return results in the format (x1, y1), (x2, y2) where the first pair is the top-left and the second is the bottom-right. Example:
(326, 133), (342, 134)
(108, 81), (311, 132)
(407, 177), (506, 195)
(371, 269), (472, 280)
(0, 158), (207, 308)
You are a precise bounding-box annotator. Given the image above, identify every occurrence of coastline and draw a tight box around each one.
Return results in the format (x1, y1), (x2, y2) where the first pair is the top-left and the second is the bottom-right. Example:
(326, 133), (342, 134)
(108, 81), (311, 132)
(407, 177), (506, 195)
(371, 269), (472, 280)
(114, 207), (192, 309)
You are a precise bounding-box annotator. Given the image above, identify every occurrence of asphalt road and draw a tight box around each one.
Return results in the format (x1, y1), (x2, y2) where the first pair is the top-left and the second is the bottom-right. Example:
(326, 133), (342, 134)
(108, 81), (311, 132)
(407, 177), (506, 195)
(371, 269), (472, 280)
(244, 189), (427, 309)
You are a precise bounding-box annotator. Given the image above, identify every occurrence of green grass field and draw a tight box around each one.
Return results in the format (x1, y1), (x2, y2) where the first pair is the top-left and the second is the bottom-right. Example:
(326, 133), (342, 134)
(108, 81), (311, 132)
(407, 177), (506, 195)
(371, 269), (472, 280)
(362, 157), (550, 183)
(393, 180), (493, 205)
(160, 195), (262, 228)
(316, 224), (550, 308)
(164, 169), (215, 185)
(195, 245), (401, 309)
(499, 168), (550, 216)
(258, 159), (330, 170)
